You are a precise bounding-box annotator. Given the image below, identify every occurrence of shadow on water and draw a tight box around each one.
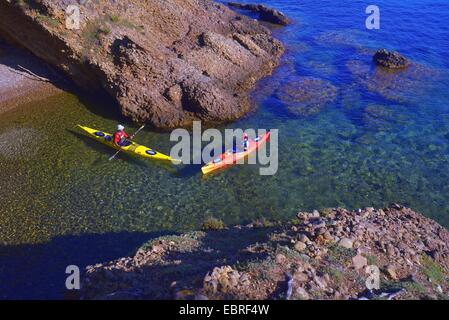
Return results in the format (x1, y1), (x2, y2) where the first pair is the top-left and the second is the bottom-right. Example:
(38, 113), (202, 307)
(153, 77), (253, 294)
(68, 129), (115, 155)
(0, 230), (170, 299)
(173, 164), (203, 179)
(0, 39), (124, 122)
(80, 227), (274, 299)
(0, 40), (71, 91)
(0, 226), (275, 299)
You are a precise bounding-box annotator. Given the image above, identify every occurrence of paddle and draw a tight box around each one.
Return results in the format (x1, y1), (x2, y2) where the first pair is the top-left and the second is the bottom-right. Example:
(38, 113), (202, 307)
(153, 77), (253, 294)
(108, 124), (146, 161)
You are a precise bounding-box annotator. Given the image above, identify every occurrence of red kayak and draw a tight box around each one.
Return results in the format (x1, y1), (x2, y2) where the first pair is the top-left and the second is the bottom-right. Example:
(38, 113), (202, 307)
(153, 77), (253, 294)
(201, 132), (270, 175)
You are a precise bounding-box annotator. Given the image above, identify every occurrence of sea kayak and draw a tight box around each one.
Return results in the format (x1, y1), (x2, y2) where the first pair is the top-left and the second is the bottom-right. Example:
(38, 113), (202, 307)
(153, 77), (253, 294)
(201, 132), (270, 175)
(78, 125), (179, 162)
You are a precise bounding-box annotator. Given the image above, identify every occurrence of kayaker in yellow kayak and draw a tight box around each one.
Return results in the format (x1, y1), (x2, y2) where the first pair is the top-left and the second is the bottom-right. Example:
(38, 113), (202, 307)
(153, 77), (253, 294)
(114, 124), (130, 147)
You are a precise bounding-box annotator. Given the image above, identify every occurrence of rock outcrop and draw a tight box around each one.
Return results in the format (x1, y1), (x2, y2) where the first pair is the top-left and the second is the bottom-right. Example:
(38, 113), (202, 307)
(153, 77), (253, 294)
(373, 49), (410, 69)
(227, 2), (291, 26)
(80, 205), (449, 300)
(0, 0), (284, 129)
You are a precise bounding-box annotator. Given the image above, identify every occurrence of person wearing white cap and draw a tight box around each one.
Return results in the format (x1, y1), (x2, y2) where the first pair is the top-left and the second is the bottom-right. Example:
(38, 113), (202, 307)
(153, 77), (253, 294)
(113, 124), (130, 147)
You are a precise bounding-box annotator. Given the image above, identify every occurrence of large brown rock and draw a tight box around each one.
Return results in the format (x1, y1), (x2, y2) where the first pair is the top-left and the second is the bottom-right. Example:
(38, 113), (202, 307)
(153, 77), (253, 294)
(0, 0), (284, 129)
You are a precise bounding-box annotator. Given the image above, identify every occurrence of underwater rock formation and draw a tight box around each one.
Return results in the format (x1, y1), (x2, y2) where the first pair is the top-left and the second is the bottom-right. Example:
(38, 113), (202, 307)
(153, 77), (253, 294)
(362, 104), (396, 131)
(0, 0), (284, 129)
(347, 59), (438, 104)
(374, 49), (410, 69)
(276, 77), (337, 117)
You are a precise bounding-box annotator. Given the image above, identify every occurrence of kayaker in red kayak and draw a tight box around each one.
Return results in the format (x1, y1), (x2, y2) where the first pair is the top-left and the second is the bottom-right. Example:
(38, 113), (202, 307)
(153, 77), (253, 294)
(114, 124), (130, 147)
(242, 133), (250, 151)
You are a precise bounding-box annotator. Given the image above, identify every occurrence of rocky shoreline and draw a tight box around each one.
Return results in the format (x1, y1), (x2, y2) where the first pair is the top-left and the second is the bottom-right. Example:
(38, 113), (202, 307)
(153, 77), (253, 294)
(0, 0), (285, 129)
(80, 205), (449, 300)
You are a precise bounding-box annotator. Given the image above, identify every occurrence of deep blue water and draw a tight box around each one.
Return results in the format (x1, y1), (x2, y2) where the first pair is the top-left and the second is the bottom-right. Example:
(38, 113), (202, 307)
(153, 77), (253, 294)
(229, 0), (449, 225)
(1, 0), (449, 298)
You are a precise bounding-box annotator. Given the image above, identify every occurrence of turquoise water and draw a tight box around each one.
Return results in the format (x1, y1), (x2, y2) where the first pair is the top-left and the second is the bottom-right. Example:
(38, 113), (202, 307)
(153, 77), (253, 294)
(1, 0), (449, 298)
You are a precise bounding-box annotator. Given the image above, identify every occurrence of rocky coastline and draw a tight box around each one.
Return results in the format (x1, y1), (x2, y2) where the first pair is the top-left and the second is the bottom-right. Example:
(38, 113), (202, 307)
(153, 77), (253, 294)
(0, 0), (285, 129)
(80, 205), (449, 300)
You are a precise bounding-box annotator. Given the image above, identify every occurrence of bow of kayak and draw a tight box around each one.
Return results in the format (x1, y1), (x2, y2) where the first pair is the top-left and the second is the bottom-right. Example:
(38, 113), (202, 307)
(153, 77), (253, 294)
(201, 132), (270, 175)
(78, 125), (180, 163)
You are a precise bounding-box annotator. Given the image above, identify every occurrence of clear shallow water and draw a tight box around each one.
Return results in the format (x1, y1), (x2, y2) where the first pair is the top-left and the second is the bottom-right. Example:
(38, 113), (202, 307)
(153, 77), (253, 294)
(1, 0), (449, 298)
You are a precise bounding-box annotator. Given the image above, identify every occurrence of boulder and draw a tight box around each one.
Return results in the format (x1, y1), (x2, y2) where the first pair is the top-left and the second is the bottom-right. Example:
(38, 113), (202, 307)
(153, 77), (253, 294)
(352, 254), (368, 270)
(293, 272), (309, 283)
(294, 241), (307, 252)
(227, 2), (290, 25)
(385, 264), (398, 280)
(296, 287), (310, 300)
(339, 238), (354, 249)
(203, 266), (247, 294)
(373, 49), (410, 69)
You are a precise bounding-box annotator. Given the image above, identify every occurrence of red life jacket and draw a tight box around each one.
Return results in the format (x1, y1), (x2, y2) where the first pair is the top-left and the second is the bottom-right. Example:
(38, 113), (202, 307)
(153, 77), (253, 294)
(114, 130), (129, 145)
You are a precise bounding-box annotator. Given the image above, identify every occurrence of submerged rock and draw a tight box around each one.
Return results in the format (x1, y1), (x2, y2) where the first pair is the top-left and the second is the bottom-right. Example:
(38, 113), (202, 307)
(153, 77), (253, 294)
(314, 30), (374, 56)
(373, 49), (410, 69)
(340, 84), (363, 111)
(276, 77), (337, 117)
(347, 59), (438, 104)
(227, 2), (290, 26)
(362, 104), (395, 131)
(0, 0), (284, 129)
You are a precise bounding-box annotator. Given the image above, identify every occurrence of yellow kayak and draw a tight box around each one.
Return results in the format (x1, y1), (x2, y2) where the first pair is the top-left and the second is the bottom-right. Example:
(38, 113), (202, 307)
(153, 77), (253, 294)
(78, 125), (179, 163)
